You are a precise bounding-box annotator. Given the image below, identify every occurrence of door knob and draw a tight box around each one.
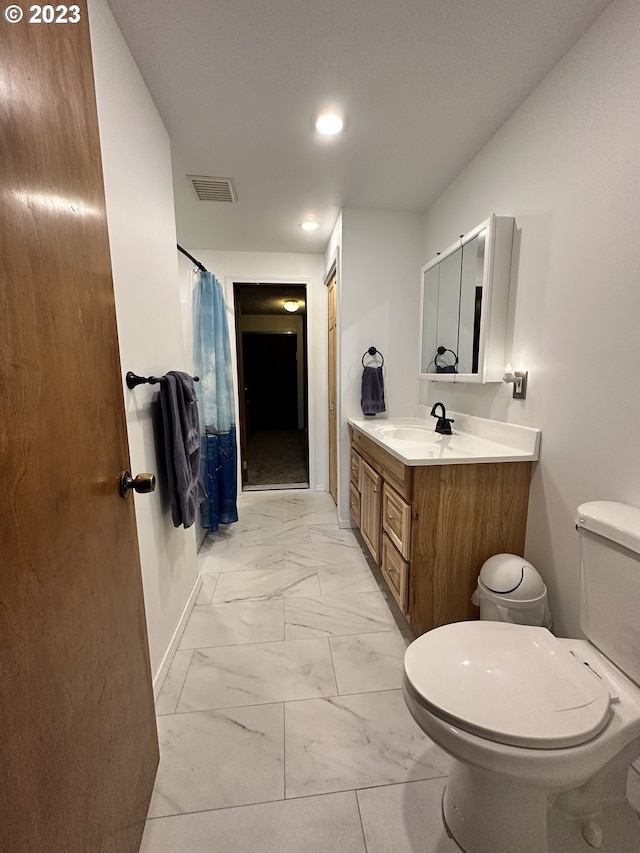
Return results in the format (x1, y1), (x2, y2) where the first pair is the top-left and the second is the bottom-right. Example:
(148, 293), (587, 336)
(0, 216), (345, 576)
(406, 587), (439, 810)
(120, 471), (156, 498)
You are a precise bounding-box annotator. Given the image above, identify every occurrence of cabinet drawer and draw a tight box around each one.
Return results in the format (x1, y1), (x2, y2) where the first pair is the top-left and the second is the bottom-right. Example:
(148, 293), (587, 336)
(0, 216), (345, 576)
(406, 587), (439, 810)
(382, 484), (411, 560)
(350, 449), (362, 491)
(349, 482), (361, 528)
(381, 534), (408, 613)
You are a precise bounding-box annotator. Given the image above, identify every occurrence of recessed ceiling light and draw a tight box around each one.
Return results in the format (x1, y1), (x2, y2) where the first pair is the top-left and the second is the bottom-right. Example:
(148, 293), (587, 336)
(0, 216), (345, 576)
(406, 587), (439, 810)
(300, 220), (319, 231)
(284, 300), (300, 313)
(315, 112), (344, 136)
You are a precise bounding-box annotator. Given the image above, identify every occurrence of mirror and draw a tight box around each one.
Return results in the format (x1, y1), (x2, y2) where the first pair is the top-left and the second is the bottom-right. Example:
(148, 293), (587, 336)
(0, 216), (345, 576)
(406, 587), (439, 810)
(419, 216), (513, 383)
(421, 250), (457, 373)
(459, 230), (485, 373)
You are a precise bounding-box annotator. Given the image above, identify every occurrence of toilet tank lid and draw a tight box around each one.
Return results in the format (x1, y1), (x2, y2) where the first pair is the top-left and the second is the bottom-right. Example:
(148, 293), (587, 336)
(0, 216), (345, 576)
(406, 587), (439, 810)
(576, 502), (640, 555)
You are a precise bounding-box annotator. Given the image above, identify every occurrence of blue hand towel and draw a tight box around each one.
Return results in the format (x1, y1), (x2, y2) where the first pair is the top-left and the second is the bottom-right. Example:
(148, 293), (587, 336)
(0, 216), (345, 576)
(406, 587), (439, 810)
(361, 366), (386, 416)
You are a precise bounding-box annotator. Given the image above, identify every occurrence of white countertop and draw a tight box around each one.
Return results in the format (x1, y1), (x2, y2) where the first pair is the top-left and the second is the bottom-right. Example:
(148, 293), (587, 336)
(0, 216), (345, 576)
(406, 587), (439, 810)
(348, 412), (540, 467)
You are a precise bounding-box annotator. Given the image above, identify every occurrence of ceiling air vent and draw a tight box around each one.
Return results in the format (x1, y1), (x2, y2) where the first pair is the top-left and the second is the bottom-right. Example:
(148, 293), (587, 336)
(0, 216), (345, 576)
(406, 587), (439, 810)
(188, 175), (237, 203)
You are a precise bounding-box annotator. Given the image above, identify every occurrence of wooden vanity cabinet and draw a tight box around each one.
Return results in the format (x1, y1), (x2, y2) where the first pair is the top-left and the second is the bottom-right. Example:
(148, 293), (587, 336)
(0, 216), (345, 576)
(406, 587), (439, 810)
(349, 425), (532, 636)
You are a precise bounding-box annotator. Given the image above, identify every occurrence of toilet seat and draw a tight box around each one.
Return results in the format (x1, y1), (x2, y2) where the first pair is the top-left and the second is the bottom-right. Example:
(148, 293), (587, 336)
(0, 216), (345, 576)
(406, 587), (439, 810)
(404, 622), (612, 749)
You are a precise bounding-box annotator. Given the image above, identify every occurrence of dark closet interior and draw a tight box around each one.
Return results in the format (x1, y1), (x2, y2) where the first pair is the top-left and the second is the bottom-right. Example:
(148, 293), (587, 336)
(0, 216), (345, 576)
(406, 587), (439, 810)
(234, 283), (309, 489)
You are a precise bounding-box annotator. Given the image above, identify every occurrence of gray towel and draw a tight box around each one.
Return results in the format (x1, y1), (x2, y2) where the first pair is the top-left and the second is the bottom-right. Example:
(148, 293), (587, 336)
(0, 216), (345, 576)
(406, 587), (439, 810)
(361, 366), (386, 416)
(160, 371), (205, 528)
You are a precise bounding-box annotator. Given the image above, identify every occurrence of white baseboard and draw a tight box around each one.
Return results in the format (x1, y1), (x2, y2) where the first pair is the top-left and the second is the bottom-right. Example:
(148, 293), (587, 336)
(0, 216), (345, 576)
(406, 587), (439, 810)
(152, 574), (202, 700)
(338, 517), (355, 529)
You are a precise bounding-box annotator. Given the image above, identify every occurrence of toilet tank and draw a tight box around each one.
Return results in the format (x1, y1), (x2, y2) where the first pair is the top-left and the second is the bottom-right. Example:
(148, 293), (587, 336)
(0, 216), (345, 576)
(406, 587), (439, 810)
(577, 501), (640, 687)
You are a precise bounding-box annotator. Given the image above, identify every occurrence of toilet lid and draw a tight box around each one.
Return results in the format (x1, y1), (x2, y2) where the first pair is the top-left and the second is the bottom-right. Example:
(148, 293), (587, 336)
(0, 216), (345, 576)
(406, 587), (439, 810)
(404, 622), (612, 749)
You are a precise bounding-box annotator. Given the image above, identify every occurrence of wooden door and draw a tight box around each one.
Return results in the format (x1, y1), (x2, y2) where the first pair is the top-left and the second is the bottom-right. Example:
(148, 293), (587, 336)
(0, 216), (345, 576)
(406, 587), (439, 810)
(360, 461), (382, 565)
(327, 275), (338, 503)
(0, 8), (159, 852)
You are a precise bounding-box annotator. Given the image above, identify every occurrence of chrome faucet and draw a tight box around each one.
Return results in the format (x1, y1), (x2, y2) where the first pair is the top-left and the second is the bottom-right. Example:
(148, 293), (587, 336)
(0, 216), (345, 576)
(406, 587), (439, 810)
(430, 402), (455, 436)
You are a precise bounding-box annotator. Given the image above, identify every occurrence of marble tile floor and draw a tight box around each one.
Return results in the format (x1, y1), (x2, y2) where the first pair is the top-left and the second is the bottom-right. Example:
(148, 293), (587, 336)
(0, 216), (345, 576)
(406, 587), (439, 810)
(143, 490), (640, 850)
(142, 490), (458, 852)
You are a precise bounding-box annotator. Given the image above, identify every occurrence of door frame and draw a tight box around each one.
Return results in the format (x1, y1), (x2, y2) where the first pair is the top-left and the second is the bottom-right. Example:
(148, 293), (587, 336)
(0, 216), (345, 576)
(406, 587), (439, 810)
(324, 253), (340, 510)
(327, 272), (337, 505)
(228, 277), (316, 491)
(234, 291), (250, 486)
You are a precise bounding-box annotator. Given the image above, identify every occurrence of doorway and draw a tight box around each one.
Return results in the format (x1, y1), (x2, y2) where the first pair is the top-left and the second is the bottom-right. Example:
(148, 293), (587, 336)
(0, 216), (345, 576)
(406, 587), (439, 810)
(234, 283), (309, 490)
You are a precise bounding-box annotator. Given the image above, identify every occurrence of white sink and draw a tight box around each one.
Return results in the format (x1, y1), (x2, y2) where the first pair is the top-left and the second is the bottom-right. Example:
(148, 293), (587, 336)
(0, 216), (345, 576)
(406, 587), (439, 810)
(379, 426), (436, 442)
(349, 413), (541, 467)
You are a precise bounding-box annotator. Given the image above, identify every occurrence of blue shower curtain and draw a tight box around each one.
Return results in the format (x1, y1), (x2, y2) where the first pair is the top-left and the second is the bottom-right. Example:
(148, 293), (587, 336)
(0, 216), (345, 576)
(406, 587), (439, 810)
(193, 270), (238, 531)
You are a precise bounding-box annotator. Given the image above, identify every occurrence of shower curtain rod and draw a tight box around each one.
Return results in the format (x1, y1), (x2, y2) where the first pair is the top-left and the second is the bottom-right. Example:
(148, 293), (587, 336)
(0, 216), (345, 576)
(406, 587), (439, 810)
(177, 244), (208, 272)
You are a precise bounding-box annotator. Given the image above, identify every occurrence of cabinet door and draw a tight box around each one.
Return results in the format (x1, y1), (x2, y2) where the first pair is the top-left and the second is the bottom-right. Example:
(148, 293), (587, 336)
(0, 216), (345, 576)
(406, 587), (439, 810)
(350, 448), (362, 491)
(360, 460), (382, 565)
(420, 248), (461, 374)
(458, 231), (484, 374)
(419, 216), (513, 382)
(349, 483), (361, 528)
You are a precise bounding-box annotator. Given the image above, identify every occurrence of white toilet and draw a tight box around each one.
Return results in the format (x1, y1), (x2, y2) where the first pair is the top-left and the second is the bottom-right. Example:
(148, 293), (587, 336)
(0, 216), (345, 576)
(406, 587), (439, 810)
(403, 502), (640, 853)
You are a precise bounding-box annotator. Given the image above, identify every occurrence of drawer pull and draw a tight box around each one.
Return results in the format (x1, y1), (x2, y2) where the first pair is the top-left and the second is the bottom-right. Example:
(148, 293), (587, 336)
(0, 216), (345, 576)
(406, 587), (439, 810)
(351, 465), (358, 471)
(388, 513), (396, 520)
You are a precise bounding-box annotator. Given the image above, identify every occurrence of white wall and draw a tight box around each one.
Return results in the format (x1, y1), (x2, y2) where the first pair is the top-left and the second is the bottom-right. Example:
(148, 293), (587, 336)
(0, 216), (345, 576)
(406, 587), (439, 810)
(89, 0), (198, 679)
(418, 0), (640, 636)
(179, 250), (327, 491)
(327, 210), (424, 523)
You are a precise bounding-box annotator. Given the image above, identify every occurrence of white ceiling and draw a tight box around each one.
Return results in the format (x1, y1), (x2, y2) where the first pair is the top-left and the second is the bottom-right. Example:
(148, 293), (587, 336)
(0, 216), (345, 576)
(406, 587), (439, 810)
(106, 0), (611, 255)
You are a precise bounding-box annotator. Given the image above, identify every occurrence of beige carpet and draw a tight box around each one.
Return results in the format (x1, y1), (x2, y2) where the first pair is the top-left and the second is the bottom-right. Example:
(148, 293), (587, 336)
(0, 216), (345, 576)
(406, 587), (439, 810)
(245, 430), (309, 487)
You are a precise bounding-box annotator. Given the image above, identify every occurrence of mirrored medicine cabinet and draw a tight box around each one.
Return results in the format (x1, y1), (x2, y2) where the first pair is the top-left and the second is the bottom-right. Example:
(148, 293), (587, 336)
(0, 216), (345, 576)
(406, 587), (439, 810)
(419, 215), (514, 383)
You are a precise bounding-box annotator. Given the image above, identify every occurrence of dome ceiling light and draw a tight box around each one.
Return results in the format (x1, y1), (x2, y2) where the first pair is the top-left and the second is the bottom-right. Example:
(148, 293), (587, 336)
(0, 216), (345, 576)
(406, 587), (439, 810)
(315, 112), (344, 136)
(284, 300), (300, 313)
(300, 220), (319, 231)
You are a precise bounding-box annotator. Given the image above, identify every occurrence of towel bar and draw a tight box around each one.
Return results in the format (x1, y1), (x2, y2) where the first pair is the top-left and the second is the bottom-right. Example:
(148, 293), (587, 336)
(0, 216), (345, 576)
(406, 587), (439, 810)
(126, 371), (200, 389)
